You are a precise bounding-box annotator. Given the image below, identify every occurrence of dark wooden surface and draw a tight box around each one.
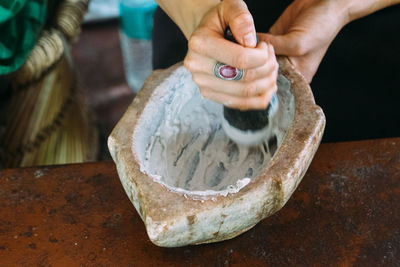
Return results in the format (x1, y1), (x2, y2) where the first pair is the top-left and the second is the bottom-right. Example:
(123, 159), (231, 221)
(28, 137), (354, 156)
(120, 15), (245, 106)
(0, 138), (399, 266)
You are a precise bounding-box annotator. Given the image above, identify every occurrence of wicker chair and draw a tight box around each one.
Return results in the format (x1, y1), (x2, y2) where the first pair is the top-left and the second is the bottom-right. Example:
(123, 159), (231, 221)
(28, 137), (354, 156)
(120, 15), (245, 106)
(0, 0), (98, 168)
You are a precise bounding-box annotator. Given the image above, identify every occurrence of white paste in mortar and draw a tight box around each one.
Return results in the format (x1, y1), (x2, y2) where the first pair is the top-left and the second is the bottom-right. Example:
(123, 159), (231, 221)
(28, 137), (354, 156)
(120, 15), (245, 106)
(133, 67), (294, 197)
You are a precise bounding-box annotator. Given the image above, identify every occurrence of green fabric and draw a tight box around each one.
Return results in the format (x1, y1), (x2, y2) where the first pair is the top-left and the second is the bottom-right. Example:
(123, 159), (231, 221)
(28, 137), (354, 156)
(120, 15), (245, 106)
(0, 0), (47, 75)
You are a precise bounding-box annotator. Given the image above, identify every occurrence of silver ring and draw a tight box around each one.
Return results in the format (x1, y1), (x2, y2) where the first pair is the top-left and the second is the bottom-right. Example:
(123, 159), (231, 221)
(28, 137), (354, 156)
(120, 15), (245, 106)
(213, 62), (244, 81)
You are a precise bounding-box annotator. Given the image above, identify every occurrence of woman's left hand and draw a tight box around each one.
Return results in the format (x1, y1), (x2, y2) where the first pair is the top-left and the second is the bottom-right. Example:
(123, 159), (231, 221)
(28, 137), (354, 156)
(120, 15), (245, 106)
(258, 0), (350, 83)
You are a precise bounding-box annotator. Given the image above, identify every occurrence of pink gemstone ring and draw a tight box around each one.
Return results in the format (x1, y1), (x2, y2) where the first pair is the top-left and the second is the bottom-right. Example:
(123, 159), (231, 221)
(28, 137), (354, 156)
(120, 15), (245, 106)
(213, 62), (244, 81)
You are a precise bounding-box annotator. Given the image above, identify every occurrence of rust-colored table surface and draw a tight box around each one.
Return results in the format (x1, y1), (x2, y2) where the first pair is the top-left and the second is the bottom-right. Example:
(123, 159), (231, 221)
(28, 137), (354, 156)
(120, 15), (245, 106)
(0, 138), (399, 266)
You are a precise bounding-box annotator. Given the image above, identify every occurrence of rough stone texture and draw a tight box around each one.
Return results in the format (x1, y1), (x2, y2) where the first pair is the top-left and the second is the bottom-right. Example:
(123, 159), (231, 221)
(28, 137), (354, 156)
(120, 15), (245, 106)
(108, 57), (326, 247)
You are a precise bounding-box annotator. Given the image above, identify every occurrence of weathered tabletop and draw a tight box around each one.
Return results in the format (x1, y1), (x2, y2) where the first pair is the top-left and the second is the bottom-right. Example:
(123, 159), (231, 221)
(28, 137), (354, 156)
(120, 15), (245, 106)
(0, 138), (399, 266)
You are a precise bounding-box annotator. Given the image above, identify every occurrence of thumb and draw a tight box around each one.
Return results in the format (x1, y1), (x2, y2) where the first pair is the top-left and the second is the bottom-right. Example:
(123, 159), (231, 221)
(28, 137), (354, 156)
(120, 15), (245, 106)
(221, 0), (257, 47)
(259, 32), (305, 56)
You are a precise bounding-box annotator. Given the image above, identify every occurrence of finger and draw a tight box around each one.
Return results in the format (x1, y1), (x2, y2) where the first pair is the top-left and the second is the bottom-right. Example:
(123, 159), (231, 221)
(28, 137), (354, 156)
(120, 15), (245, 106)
(185, 43), (276, 81)
(189, 31), (268, 69)
(242, 57), (278, 83)
(193, 72), (277, 98)
(221, 0), (257, 47)
(289, 47), (328, 83)
(241, 41), (278, 82)
(259, 32), (310, 56)
(200, 86), (277, 110)
(187, 37), (269, 70)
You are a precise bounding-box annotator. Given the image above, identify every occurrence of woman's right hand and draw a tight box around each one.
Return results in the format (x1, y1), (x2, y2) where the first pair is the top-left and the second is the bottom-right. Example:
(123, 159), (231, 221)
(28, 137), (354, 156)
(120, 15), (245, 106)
(183, 0), (278, 110)
(258, 0), (400, 83)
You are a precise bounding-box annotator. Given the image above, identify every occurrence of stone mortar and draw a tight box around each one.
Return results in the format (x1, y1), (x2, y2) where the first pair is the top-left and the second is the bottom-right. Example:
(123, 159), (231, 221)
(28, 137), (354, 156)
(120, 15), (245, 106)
(108, 57), (326, 247)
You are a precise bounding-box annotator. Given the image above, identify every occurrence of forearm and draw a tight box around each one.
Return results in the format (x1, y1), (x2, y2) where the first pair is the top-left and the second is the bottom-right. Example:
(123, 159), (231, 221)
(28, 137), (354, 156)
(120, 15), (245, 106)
(155, 0), (220, 39)
(345, 0), (400, 23)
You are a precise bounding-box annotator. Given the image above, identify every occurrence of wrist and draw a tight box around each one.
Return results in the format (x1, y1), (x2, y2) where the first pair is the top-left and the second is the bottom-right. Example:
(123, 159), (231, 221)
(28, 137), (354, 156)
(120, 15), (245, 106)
(156, 0), (220, 39)
(332, 0), (353, 27)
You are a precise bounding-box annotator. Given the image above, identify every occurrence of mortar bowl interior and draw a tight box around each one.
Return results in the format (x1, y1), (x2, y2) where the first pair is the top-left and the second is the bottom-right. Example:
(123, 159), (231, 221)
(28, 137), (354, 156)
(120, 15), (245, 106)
(133, 69), (295, 198)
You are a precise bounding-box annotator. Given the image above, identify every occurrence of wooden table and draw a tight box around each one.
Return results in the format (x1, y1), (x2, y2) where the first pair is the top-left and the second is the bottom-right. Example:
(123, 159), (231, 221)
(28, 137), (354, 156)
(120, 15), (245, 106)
(0, 138), (399, 266)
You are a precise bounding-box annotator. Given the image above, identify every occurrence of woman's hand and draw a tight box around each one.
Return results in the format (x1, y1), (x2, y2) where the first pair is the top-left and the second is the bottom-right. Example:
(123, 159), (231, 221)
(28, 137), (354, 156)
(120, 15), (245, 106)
(184, 0), (278, 110)
(158, 0), (399, 93)
(258, 0), (399, 83)
(258, 0), (350, 83)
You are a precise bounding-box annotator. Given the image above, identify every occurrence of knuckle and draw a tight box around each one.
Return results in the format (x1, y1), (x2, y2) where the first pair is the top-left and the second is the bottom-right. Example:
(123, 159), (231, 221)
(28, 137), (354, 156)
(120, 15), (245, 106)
(188, 34), (204, 53)
(272, 84), (278, 94)
(232, 12), (254, 29)
(239, 98), (249, 110)
(258, 77), (273, 92)
(243, 82), (256, 97)
(192, 75), (206, 87)
(192, 74), (201, 85)
(267, 61), (279, 79)
(234, 52), (248, 69)
(267, 56), (278, 70)
(256, 94), (270, 110)
(271, 55), (278, 67)
(274, 60), (279, 72)
(199, 88), (210, 98)
(244, 68), (256, 82)
(262, 96), (270, 109)
(183, 57), (195, 71)
(292, 39), (308, 56)
(260, 47), (269, 64)
(261, 53), (269, 66)
(266, 78), (278, 94)
(271, 67), (278, 80)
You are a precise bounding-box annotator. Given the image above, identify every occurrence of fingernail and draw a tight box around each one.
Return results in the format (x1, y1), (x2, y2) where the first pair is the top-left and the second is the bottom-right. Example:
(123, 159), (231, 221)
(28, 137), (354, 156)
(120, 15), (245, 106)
(244, 32), (257, 47)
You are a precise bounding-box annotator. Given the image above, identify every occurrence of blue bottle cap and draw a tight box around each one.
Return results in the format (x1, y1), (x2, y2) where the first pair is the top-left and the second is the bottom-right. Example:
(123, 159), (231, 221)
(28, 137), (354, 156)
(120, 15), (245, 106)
(119, 0), (157, 40)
